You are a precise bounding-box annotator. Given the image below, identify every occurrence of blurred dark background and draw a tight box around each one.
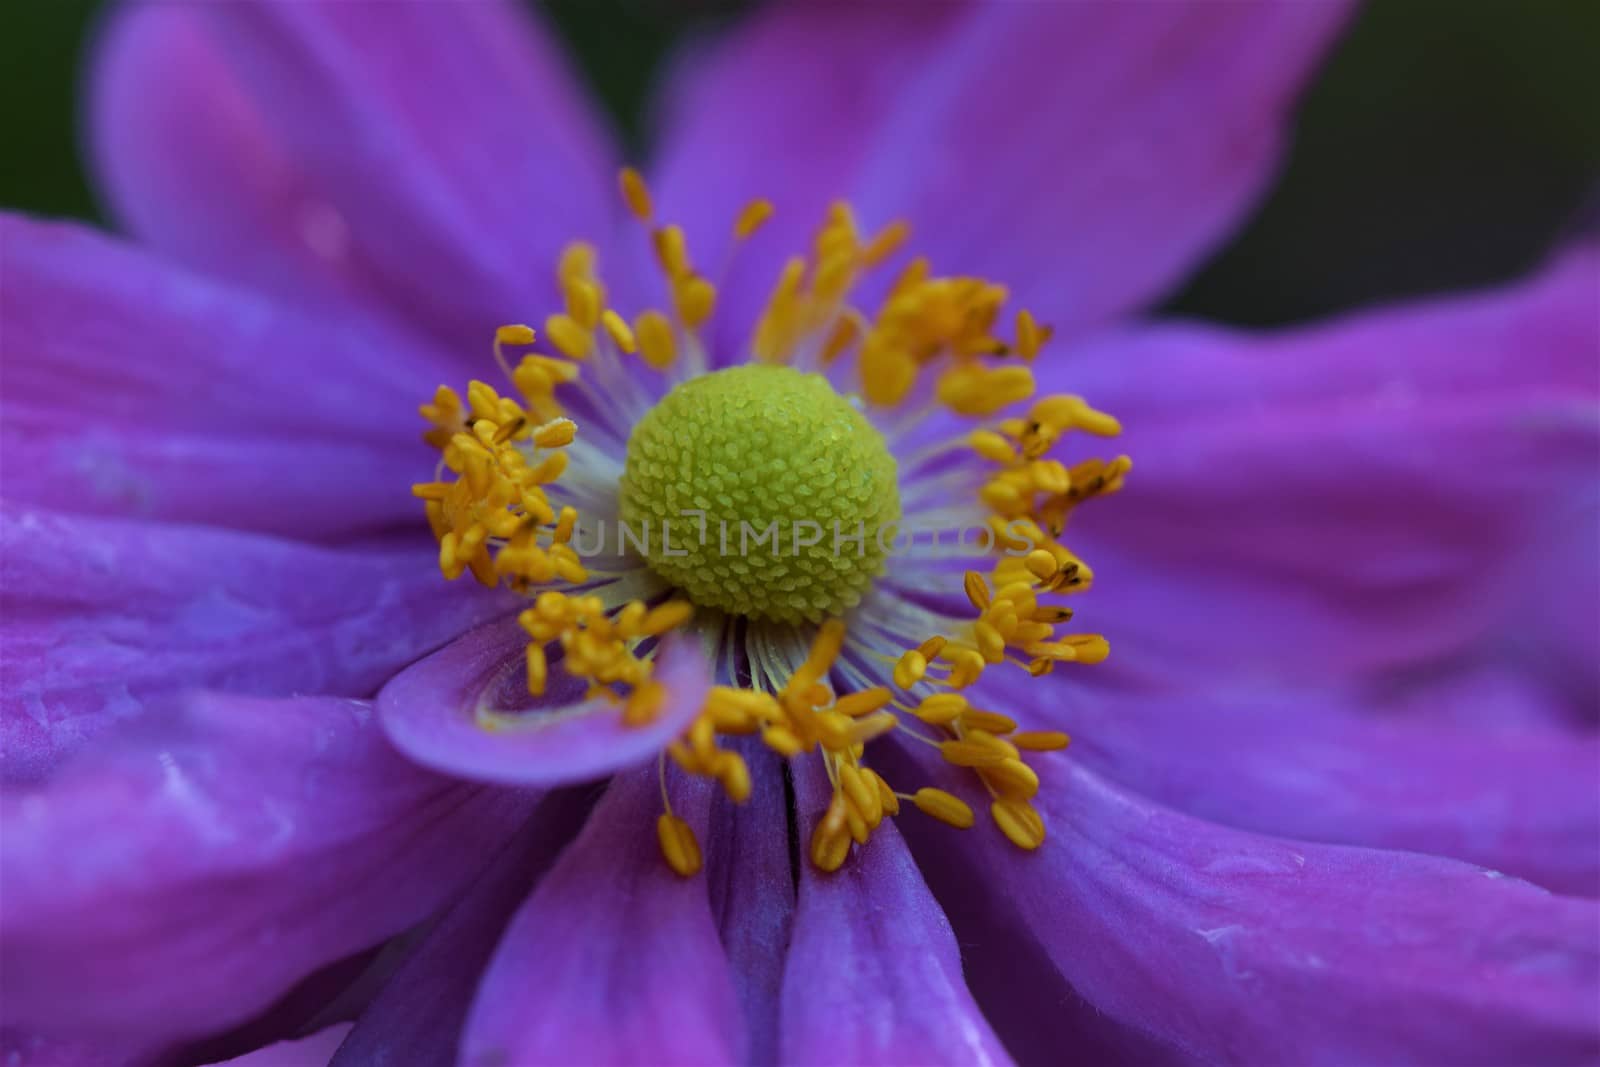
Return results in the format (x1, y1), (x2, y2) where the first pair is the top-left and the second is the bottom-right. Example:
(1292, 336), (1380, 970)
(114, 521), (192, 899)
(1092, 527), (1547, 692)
(2, 0), (1596, 326)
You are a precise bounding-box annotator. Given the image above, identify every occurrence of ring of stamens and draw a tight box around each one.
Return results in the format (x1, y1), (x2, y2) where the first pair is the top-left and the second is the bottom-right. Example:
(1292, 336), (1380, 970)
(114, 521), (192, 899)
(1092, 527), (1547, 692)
(412, 166), (1130, 877)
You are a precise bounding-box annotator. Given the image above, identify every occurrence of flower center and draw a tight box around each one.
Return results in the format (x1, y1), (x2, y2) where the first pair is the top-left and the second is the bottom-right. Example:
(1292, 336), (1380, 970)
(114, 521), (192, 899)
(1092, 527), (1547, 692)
(619, 364), (900, 623)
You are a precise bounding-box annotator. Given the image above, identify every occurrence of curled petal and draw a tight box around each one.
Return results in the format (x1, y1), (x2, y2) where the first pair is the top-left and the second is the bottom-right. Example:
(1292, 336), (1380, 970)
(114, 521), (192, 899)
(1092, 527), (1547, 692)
(377, 617), (710, 787)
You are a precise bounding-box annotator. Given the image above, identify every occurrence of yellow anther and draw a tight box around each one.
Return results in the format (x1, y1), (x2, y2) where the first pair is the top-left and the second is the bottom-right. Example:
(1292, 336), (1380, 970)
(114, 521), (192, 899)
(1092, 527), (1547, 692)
(753, 257), (807, 363)
(982, 757), (1040, 800)
(991, 797), (1045, 850)
(859, 341), (917, 407)
(974, 620), (1006, 664)
(839, 763), (881, 824)
(734, 198), (775, 240)
(913, 693), (968, 726)
(834, 687), (892, 718)
(640, 600), (695, 636)
(1024, 549), (1060, 582)
(960, 709), (1017, 735)
(619, 166), (654, 221)
(673, 275), (717, 330)
(601, 309), (636, 353)
(893, 650), (927, 690)
(1014, 309), (1051, 361)
(963, 571), (991, 612)
(970, 430), (1017, 464)
(531, 417), (577, 448)
(820, 316), (861, 366)
(937, 364), (1036, 417)
(860, 219), (910, 268)
(917, 635), (948, 661)
(762, 725), (806, 758)
(940, 739), (1008, 769)
(634, 310), (676, 370)
(1010, 730), (1071, 751)
(559, 242), (598, 284)
(525, 643), (548, 696)
(810, 796), (852, 872)
(624, 680), (666, 727)
(1031, 394), (1122, 437)
(911, 788), (975, 829)
(563, 279), (602, 330)
(544, 313), (592, 360)
(653, 225), (692, 279)
(848, 711), (898, 746)
(657, 813), (702, 876)
(553, 506), (578, 544)
(715, 750), (752, 803)
(943, 647), (986, 689)
(865, 768), (900, 815)
(495, 324), (537, 347)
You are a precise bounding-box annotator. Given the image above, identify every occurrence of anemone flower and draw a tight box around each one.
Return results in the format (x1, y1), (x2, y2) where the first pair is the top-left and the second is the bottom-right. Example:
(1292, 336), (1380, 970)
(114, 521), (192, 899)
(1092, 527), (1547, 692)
(3, 2), (1598, 1065)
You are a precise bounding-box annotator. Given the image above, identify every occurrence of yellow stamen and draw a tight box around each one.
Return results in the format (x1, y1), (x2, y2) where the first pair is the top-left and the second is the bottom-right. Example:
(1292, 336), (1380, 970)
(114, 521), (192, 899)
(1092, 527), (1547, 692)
(634, 310), (676, 370)
(619, 166), (654, 221)
(911, 788), (975, 829)
(657, 813), (702, 876)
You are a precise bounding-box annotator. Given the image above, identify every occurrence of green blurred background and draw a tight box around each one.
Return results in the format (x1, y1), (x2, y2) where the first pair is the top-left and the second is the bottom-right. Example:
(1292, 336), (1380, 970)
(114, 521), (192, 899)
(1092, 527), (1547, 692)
(3, 0), (1596, 326)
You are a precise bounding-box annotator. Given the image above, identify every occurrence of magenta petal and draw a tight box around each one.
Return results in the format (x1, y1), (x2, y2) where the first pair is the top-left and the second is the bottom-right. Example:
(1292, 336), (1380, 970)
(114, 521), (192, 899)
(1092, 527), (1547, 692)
(331, 792), (591, 1067)
(462, 768), (741, 1066)
(87, 0), (616, 349)
(377, 617), (711, 787)
(0, 505), (510, 784)
(898, 747), (1600, 1065)
(0, 215), (443, 538)
(655, 2), (1352, 343)
(0, 693), (534, 1044)
(781, 760), (1011, 1067)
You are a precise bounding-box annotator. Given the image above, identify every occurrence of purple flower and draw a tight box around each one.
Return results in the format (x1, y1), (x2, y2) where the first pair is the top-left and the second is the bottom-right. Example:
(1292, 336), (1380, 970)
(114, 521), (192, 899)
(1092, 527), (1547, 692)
(3, 2), (1598, 1065)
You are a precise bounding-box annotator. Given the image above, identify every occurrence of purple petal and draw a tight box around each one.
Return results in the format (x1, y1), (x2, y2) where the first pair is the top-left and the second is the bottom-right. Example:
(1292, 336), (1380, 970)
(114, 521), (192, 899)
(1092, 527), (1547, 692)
(654, 2), (1352, 344)
(377, 617), (710, 787)
(208, 1025), (353, 1067)
(461, 767), (741, 1066)
(1038, 679), (1600, 896)
(87, 0), (617, 349)
(0, 1030), (157, 1067)
(0, 693), (535, 1044)
(704, 741), (794, 1066)
(781, 759), (1011, 1067)
(1058, 248), (1600, 692)
(0, 215), (444, 538)
(0, 505), (509, 784)
(330, 791), (592, 1067)
(894, 745), (1600, 1065)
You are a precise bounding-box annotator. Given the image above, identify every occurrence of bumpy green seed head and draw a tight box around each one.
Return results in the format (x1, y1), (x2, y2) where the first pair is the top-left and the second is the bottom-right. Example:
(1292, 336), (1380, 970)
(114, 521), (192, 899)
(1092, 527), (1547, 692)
(619, 365), (901, 623)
